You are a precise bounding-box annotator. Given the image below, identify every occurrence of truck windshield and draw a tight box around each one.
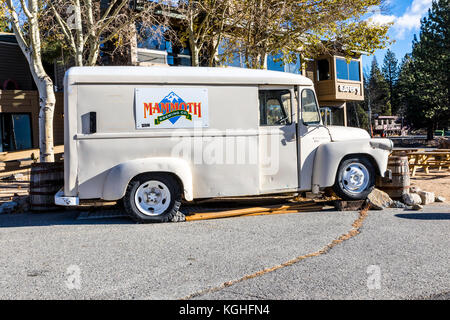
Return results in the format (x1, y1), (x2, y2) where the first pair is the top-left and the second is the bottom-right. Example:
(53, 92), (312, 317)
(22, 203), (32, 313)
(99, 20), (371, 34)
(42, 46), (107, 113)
(301, 89), (321, 125)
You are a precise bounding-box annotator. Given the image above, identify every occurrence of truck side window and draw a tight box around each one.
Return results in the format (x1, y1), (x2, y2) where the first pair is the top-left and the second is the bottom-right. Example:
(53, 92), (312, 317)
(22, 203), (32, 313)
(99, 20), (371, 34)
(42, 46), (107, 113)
(301, 89), (321, 125)
(259, 90), (291, 126)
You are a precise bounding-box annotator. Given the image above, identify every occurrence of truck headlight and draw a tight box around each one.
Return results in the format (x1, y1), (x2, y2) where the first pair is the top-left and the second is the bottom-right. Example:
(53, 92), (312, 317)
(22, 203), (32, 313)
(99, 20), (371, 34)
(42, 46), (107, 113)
(370, 139), (393, 151)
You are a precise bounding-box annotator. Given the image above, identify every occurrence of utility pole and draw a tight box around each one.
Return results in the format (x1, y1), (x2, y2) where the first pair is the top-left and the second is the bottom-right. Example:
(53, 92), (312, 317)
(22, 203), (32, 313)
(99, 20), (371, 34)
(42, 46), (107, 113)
(367, 86), (373, 137)
(353, 103), (360, 128)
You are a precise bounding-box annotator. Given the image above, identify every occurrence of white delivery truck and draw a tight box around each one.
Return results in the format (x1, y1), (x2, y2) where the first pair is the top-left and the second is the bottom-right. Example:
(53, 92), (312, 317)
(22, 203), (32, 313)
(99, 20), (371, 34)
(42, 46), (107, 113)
(55, 66), (393, 222)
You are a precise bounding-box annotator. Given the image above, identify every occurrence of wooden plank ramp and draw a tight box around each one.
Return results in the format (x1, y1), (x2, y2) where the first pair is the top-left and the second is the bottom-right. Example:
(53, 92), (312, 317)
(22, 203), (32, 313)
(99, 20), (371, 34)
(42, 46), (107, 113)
(184, 201), (325, 221)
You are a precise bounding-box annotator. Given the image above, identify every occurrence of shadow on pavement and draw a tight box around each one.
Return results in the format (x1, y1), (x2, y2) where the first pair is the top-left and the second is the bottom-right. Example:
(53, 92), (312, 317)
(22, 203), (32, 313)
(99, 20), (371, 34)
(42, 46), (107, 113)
(395, 212), (450, 220)
(0, 210), (133, 228)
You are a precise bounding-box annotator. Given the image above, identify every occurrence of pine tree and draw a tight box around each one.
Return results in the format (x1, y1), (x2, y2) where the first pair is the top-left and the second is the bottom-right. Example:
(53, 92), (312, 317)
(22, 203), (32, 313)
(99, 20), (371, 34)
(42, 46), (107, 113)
(397, 54), (415, 123)
(402, 0), (450, 139)
(382, 49), (399, 115)
(347, 102), (369, 131)
(368, 57), (391, 117)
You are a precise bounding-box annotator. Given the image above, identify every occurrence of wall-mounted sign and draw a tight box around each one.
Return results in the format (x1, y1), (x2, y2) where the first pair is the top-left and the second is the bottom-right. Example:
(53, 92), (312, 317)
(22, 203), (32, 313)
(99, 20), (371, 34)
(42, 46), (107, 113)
(338, 85), (360, 95)
(135, 88), (209, 129)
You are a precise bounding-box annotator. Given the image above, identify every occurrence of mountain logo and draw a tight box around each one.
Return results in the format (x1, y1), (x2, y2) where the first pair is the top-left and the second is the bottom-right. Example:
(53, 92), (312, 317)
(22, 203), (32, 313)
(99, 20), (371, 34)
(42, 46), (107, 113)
(160, 92), (187, 124)
(142, 90), (203, 126)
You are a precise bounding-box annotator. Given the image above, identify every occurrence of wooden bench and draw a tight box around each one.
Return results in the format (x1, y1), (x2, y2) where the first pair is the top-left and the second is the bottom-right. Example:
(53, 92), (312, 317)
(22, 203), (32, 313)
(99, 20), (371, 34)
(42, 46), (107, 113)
(408, 151), (450, 176)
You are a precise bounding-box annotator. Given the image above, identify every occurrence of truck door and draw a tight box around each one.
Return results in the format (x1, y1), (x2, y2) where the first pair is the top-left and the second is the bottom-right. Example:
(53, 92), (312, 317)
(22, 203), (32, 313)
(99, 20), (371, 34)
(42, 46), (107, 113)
(297, 87), (331, 191)
(258, 87), (298, 192)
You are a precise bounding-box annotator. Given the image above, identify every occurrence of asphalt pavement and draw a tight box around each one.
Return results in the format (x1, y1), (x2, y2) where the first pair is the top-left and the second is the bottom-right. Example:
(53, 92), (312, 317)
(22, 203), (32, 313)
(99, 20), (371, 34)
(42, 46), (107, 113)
(0, 203), (448, 300)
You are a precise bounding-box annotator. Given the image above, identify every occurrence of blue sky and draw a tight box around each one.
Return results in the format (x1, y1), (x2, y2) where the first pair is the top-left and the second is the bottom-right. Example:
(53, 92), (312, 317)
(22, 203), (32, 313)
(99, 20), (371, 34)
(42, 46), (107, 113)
(362, 0), (434, 72)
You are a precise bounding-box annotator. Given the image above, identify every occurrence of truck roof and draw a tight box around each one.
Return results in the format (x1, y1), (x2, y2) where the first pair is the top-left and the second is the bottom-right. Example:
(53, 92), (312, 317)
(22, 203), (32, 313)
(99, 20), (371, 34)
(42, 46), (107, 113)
(66, 66), (314, 86)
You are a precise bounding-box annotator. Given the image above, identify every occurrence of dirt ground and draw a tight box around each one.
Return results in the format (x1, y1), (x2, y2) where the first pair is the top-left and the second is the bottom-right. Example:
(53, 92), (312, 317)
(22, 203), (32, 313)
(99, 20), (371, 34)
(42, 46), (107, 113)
(410, 169), (450, 202)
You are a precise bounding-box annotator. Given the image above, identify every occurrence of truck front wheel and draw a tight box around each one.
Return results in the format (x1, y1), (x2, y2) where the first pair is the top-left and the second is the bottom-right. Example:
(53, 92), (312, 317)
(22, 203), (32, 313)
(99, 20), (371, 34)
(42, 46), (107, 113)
(333, 157), (375, 201)
(123, 173), (182, 223)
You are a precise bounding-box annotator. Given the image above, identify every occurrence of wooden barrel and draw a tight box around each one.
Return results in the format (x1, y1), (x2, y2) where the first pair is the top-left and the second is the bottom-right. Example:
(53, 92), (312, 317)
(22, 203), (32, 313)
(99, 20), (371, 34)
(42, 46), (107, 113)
(30, 162), (64, 211)
(376, 155), (410, 199)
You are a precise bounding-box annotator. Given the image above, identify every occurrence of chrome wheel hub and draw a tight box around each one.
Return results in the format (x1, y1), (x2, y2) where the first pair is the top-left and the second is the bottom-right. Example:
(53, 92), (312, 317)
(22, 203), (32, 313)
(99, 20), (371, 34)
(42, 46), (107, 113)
(135, 180), (171, 216)
(340, 163), (370, 194)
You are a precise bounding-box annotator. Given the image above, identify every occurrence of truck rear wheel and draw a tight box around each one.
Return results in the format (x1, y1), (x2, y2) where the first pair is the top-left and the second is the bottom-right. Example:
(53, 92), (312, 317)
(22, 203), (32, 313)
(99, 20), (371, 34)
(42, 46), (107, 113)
(333, 157), (375, 201)
(123, 173), (182, 223)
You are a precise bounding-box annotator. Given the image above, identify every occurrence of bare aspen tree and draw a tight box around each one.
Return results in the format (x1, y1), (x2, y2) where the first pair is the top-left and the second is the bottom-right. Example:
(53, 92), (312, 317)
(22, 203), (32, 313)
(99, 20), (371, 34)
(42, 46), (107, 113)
(6, 0), (55, 162)
(222, 0), (392, 69)
(45, 0), (171, 66)
(178, 0), (241, 67)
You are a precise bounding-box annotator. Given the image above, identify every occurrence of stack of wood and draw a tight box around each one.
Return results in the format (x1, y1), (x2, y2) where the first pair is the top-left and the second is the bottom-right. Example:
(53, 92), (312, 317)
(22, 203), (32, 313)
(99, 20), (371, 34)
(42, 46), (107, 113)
(0, 146), (64, 211)
(0, 172), (30, 204)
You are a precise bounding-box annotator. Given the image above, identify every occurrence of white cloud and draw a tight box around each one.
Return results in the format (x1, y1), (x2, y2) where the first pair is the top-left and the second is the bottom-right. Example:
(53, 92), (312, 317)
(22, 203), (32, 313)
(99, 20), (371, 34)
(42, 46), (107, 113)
(369, 13), (396, 25)
(396, 0), (432, 34)
(367, 0), (433, 39)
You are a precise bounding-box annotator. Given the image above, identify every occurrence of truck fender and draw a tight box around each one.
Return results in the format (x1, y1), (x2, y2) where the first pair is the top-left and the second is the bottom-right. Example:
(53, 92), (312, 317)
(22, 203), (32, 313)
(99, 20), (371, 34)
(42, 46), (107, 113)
(102, 157), (193, 201)
(312, 138), (392, 189)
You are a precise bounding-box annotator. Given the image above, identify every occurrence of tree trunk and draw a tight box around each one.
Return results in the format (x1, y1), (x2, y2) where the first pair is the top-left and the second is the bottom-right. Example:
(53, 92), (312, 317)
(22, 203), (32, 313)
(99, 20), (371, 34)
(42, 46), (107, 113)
(187, 10), (200, 67)
(426, 122), (435, 141)
(129, 24), (138, 66)
(208, 37), (220, 67)
(87, 42), (100, 66)
(191, 43), (200, 67)
(7, 0), (55, 162)
(36, 76), (56, 163)
(261, 53), (267, 69)
(74, 1), (84, 66)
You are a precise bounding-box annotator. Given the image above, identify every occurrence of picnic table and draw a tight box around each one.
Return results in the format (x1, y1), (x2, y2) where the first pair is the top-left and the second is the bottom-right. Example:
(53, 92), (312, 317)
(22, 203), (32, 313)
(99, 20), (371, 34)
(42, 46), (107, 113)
(407, 151), (450, 176)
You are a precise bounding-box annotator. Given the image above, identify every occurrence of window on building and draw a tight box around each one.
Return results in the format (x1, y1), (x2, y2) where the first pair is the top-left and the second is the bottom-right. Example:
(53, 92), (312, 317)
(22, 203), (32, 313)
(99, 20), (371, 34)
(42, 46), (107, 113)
(348, 60), (361, 81)
(320, 107), (332, 126)
(259, 90), (292, 126)
(170, 45), (192, 66)
(137, 25), (169, 51)
(136, 24), (192, 66)
(317, 59), (331, 81)
(301, 89), (321, 125)
(267, 53), (284, 72)
(336, 58), (361, 81)
(320, 106), (345, 126)
(285, 54), (301, 74)
(0, 113), (32, 152)
(267, 53), (302, 74)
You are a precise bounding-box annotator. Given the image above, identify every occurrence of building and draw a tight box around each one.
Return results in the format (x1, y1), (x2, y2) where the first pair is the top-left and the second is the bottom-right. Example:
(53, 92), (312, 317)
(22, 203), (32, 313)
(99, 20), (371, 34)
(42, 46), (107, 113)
(130, 36), (365, 127)
(0, 8), (365, 154)
(0, 33), (64, 153)
(310, 54), (364, 126)
(122, 2), (365, 125)
(0, 33), (34, 91)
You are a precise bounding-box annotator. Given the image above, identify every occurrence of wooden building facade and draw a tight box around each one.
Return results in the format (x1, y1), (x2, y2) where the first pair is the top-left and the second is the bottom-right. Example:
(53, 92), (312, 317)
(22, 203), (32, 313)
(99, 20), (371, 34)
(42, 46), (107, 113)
(0, 33), (64, 153)
(303, 54), (364, 127)
(0, 90), (64, 152)
(0, 33), (34, 91)
(0, 26), (364, 155)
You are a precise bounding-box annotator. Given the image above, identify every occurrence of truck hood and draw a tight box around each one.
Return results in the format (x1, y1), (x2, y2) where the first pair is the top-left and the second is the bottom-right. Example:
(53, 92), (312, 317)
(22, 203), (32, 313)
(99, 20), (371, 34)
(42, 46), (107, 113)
(327, 126), (371, 141)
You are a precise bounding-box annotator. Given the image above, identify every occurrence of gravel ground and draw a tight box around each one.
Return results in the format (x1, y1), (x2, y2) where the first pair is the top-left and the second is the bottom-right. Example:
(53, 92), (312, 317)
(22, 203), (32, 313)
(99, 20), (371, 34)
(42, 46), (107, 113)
(411, 170), (450, 202)
(0, 203), (448, 300)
